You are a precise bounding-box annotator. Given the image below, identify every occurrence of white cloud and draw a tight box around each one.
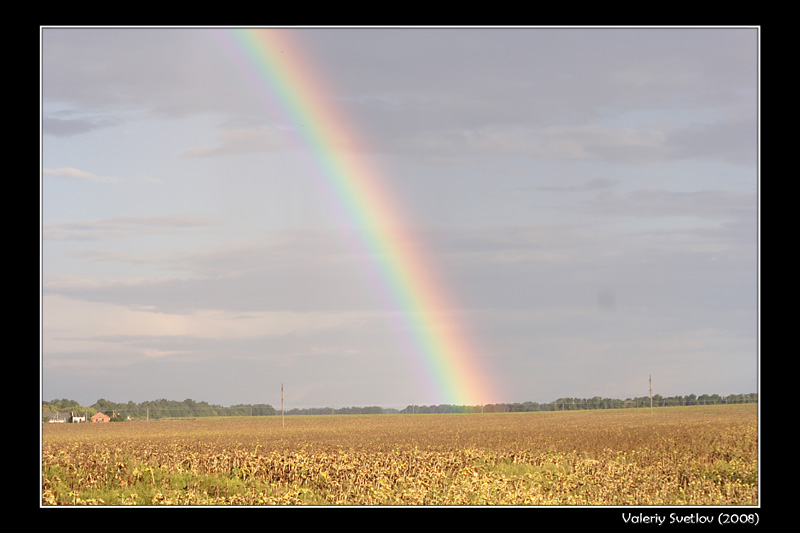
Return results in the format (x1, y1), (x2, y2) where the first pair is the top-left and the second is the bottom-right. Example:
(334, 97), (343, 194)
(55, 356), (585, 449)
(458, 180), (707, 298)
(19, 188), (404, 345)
(42, 215), (222, 241)
(43, 167), (120, 183)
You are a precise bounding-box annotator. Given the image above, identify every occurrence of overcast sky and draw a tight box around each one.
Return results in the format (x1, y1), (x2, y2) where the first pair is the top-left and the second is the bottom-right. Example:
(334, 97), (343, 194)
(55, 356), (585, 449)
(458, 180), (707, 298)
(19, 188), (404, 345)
(41, 27), (759, 409)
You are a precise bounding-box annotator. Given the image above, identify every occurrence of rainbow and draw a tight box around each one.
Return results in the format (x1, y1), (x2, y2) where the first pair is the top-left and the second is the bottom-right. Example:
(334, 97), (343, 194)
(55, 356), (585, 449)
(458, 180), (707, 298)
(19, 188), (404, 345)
(218, 28), (495, 406)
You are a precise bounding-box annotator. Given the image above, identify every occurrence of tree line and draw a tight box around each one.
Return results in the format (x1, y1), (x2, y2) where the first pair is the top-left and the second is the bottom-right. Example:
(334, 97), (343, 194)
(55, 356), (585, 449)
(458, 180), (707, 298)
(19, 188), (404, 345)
(42, 392), (757, 421)
(42, 398), (277, 421)
(400, 393), (757, 414)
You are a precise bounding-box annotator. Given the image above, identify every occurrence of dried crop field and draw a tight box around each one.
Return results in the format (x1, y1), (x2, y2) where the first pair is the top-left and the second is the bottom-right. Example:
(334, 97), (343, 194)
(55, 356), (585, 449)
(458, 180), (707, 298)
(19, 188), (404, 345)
(41, 404), (757, 506)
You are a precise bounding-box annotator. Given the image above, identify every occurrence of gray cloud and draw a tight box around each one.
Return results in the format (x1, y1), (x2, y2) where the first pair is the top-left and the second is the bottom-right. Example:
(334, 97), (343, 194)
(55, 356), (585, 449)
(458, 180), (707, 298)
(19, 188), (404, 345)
(665, 118), (758, 166)
(181, 128), (292, 157)
(42, 28), (256, 122)
(44, 212), (756, 321)
(586, 188), (757, 221)
(42, 28), (757, 160)
(42, 115), (118, 137)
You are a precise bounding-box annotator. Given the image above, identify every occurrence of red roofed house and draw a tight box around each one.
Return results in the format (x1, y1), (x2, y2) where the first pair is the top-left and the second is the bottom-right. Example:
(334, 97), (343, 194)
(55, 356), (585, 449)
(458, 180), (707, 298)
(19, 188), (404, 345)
(91, 412), (110, 423)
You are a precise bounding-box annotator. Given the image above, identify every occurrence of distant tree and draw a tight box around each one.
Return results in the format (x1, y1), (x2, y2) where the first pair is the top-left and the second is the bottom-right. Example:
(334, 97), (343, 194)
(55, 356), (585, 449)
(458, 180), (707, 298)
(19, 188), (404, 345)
(92, 398), (116, 415)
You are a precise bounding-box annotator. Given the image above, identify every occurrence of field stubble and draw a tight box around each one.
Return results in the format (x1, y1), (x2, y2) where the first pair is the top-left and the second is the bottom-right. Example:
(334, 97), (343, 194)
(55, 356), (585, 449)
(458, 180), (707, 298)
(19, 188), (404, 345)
(41, 404), (757, 506)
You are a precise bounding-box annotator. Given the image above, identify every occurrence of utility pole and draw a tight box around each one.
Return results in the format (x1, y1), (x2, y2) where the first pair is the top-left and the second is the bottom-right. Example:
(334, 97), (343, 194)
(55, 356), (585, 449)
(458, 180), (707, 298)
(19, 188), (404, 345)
(281, 383), (285, 427)
(649, 375), (653, 416)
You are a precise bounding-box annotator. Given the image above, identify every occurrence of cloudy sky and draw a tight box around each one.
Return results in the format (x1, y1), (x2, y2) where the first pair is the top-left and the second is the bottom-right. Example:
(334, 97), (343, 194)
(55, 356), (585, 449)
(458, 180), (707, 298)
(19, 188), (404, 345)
(41, 27), (759, 410)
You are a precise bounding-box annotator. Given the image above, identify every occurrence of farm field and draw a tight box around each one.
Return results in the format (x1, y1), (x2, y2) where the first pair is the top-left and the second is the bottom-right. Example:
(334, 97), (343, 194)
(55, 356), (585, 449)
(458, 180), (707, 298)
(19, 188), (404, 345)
(41, 404), (758, 506)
